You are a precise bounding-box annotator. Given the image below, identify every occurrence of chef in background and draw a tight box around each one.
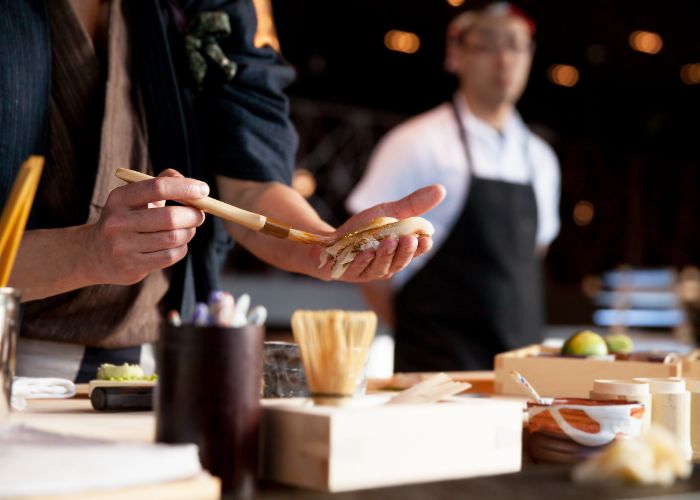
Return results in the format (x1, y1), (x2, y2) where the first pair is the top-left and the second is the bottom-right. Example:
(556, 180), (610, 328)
(347, 1), (561, 371)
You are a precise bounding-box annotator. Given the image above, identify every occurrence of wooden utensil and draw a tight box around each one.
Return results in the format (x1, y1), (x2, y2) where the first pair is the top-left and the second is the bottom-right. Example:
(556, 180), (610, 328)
(510, 369), (548, 404)
(386, 372), (471, 404)
(0, 156), (44, 286)
(115, 168), (334, 246)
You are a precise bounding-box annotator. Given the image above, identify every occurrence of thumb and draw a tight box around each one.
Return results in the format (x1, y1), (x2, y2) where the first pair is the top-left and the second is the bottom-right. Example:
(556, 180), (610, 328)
(157, 168), (185, 178)
(359, 184), (446, 224)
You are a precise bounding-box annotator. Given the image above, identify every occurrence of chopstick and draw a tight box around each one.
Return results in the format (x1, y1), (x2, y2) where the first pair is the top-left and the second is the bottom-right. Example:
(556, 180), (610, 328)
(114, 169), (334, 246)
(0, 156), (44, 287)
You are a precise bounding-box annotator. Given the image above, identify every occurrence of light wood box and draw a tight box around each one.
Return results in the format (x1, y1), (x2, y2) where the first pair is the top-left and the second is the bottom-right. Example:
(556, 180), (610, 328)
(683, 349), (700, 378)
(495, 344), (682, 398)
(260, 395), (522, 492)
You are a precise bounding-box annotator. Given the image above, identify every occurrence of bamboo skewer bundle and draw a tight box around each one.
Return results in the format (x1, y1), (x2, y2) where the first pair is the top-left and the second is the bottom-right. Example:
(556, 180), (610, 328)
(0, 156), (44, 287)
(291, 310), (377, 406)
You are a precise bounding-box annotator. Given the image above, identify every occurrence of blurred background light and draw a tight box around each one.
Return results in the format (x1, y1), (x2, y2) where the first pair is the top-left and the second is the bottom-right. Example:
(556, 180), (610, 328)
(573, 200), (595, 226)
(629, 30), (663, 54)
(384, 30), (421, 54)
(680, 63), (700, 85)
(292, 168), (317, 198)
(548, 64), (579, 87)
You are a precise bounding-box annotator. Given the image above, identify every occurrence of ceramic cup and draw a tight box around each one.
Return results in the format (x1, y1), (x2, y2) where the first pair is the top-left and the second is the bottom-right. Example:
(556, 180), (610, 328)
(590, 379), (652, 433)
(527, 398), (644, 464)
(156, 324), (263, 498)
(0, 288), (20, 422)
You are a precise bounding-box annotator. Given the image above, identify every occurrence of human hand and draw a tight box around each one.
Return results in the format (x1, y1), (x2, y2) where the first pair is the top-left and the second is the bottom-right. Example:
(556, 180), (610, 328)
(318, 184), (446, 282)
(86, 169), (209, 285)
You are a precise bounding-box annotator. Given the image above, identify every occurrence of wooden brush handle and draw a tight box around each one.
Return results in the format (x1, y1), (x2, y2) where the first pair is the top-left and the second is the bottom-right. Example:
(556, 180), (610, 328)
(115, 168), (266, 232)
(0, 156), (44, 286)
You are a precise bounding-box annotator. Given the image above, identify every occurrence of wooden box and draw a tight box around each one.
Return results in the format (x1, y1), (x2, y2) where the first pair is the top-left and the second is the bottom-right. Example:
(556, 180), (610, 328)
(683, 349), (700, 378)
(260, 395), (522, 492)
(495, 344), (682, 398)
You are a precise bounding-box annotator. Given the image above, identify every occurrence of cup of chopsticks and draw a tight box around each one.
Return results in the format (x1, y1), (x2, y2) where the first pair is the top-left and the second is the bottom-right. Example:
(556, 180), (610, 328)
(156, 290), (265, 497)
(291, 309), (377, 406)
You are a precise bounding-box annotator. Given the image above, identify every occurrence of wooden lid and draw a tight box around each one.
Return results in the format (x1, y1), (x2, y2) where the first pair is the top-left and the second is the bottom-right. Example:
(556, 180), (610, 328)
(592, 379), (649, 396)
(633, 377), (686, 393)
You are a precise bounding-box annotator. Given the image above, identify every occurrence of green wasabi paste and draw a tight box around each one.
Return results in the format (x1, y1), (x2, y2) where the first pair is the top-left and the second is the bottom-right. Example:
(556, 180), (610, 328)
(96, 363), (158, 382)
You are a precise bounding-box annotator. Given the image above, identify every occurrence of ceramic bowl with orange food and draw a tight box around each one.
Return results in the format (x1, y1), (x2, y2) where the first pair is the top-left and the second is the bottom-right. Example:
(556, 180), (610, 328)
(526, 398), (645, 464)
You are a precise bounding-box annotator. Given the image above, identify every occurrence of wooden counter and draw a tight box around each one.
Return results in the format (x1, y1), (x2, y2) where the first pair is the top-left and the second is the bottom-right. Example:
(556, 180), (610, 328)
(8, 398), (220, 500)
(9, 385), (700, 499)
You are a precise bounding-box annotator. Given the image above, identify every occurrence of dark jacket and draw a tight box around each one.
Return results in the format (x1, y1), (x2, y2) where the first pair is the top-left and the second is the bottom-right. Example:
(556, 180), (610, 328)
(0, 0), (298, 315)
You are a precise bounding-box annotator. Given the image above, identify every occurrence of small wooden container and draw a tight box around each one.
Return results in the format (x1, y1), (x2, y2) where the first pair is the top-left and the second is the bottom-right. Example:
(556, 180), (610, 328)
(495, 344), (682, 398)
(683, 350), (700, 378)
(684, 378), (700, 460)
(261, 395), (522, 492)
(634, 377), (692, 460)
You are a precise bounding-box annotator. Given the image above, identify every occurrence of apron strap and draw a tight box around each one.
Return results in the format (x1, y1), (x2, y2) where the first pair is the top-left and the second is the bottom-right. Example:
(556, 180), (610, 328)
(450, 96), (536, 182)
(450, 97), (475, 176)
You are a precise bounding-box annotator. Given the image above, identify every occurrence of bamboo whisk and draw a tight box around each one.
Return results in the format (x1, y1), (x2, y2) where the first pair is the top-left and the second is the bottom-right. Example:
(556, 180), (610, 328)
(291, 310), (377, 406)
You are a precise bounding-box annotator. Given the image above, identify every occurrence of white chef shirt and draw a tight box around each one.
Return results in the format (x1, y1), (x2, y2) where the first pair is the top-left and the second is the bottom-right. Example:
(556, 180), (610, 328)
(346, 94), (561, 289)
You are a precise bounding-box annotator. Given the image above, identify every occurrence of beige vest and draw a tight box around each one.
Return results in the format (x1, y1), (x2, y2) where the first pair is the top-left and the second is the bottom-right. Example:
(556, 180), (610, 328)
(21, 0), (169, 348)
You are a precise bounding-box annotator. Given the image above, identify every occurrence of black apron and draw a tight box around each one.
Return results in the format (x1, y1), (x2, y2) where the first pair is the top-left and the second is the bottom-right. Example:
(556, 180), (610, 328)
(394, 100), (544, 371)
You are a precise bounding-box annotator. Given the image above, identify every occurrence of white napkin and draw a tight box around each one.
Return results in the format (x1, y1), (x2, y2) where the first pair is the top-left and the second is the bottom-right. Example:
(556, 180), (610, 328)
(11, 377), (76, 411)
(0, 424), (202, 498)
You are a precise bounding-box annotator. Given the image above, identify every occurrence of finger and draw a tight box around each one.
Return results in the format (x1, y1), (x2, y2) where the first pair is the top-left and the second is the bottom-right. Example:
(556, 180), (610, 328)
(146, 171), (193, 209)
(346, 184), (446, 229)
(128, 228), (197, 253)
(157, 168), (185, 178)
(138, 245), (189, 269)
(413, 234), (433, 258)
(128, 205), (205, 232)
(112, 175), (209, 208)
(341, 249), (377, 280)
(388, 234), (419, 274)
(358, 236), (399, 279)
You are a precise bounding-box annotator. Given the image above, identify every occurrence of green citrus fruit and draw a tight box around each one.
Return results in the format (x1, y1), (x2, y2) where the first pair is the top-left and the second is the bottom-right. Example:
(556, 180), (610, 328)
(604, 333), (634, 354)
(561, 330), (609, 357)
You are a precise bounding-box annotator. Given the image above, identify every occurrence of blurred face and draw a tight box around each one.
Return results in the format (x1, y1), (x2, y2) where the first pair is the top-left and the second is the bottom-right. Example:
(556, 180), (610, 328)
(455, 15), (534, 107)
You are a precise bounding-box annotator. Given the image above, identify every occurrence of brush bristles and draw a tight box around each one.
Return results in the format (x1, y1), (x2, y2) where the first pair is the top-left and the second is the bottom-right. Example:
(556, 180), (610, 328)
(291, 310), (377, 404)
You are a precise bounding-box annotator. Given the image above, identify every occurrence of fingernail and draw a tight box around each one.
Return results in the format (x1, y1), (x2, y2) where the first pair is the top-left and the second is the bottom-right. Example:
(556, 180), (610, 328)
(196, 182), (209, 197)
